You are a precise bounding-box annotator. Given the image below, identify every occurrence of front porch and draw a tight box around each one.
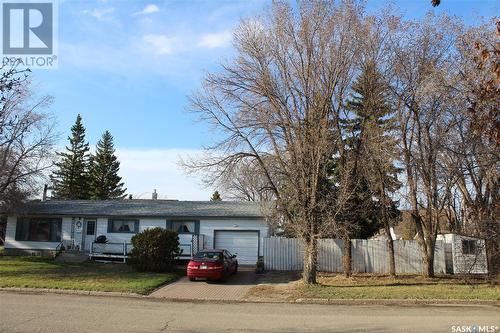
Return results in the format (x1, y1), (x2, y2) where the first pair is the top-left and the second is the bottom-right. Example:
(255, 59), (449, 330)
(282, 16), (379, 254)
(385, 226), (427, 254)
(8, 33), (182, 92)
(87, 234), (205, 262)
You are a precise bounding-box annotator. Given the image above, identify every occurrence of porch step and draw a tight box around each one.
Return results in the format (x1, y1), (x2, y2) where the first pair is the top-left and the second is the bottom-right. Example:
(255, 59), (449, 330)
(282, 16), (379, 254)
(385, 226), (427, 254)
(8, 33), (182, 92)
(55, 251), (89, 263)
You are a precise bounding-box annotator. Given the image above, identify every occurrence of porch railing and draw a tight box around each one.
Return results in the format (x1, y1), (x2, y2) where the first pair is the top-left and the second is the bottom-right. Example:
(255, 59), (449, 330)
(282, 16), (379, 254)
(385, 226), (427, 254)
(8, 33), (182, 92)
(55, 240), (64, 256)
(192, 234), (204, 254)
(90, 242), (132, 263)
(178, 234), (205, 258)
(89, 234), (205, 262)
(62, 239), (76, 250)
(55, 239), (76, 255)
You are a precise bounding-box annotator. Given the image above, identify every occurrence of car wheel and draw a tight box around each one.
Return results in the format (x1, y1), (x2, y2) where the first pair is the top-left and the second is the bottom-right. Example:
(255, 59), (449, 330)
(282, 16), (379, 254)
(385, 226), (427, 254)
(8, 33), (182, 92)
(189, 277), (195, 281)
(232, 263), (238, 275)
(219, 273), (228, 282)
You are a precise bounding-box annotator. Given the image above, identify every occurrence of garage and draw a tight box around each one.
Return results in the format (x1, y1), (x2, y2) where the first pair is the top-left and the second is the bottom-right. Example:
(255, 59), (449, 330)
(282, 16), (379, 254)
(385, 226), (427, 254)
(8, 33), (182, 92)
(214, 230), (259, 265)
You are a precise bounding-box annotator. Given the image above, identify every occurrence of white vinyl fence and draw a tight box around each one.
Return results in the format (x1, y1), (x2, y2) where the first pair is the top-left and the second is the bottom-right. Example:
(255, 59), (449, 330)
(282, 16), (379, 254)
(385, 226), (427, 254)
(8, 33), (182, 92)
(263, 238), (446, 274)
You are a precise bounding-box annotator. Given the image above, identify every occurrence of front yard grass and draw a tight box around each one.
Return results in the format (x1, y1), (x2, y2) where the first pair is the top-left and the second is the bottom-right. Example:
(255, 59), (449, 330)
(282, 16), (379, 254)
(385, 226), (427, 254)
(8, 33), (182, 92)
(0, 256), (178, 295)
(302, 274), (500, 300)
(249, 273), (500, 301)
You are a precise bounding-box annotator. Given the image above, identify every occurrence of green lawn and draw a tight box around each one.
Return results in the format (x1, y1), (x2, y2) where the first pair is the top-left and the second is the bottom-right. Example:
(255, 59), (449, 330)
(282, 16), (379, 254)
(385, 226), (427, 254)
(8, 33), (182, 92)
(0, 256), (178, 295)
(300, 274), (500, 300)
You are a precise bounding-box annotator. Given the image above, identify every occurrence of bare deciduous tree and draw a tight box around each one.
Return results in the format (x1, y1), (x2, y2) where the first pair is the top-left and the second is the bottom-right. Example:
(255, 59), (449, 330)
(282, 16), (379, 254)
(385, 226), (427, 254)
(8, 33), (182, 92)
(214, 160), (277, 202)
(443, 21), (499, 277)
(389, 14), (460, 277)
(0, 68), (56, 205)
(184, 2), (496, 281)
(185, 1), (364, 284)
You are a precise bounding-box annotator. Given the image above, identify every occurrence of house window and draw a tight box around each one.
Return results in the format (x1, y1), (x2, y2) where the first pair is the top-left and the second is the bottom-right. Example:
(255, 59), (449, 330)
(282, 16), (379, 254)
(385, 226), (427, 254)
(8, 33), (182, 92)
(15, 217), (62, 242)
(462, 239), (477, 255)
(170, 221), (197, 234)
(86, 221), (96, 235)
(108, 219), (139, 233)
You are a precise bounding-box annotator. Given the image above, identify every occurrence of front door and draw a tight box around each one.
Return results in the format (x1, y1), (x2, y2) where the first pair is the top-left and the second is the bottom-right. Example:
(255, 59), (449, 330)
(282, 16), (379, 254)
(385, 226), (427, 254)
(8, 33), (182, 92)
(83, 220), (97, 252)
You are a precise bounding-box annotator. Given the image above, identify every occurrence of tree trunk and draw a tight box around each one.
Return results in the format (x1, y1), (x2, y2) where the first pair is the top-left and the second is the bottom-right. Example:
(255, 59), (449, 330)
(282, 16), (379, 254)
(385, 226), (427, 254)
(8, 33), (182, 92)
(303, 237), (317, 284)
(480, 216), (499, 280)
(423, 239), (435, 278)
(343, 236), (352, 277)
(384, 225), (396, 277)
(485, 236), (498, 280)
(412, 213), (433, 278)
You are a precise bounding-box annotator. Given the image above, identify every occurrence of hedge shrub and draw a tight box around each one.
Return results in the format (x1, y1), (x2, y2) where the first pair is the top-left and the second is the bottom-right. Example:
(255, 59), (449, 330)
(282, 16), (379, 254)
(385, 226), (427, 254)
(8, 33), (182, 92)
(129, 227), (181, 272)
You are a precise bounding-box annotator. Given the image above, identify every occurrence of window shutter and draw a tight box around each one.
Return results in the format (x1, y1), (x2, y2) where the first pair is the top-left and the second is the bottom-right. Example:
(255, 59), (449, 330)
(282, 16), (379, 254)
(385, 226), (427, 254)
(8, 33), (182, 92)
(166, 220), (172, 230)
(195, 221), (200, 234)
(107, 220), (113, 233)
(134, 220), (139, 233)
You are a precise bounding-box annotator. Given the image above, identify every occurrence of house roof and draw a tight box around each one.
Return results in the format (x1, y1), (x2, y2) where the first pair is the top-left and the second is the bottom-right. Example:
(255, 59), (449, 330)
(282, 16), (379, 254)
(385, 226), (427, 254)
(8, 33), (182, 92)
(10, 200), (264, 218)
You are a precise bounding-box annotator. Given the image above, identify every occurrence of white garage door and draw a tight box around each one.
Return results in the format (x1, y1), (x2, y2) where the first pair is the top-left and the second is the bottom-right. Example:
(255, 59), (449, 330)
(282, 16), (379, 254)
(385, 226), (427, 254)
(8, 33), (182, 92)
(214, 230), (259, 265)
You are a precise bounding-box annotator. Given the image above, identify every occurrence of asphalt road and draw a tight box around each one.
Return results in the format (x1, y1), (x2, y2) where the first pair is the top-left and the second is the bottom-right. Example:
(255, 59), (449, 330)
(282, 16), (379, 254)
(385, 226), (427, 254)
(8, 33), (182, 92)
(0, 292), (498, 333)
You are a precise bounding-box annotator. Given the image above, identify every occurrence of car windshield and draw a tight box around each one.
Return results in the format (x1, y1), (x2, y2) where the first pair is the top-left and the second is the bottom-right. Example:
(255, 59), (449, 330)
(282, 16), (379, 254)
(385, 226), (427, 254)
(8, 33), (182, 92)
(194, 252), (222, 260)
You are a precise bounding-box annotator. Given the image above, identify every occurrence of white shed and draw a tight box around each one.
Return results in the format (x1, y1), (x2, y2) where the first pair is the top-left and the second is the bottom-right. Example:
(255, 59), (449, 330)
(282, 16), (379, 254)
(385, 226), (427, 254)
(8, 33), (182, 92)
(437, 233), (488, 274)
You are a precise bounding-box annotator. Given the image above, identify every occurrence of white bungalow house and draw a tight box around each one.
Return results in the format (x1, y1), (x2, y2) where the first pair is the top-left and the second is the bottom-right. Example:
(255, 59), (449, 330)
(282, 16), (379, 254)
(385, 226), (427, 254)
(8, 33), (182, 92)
(3, 200), (268, 264)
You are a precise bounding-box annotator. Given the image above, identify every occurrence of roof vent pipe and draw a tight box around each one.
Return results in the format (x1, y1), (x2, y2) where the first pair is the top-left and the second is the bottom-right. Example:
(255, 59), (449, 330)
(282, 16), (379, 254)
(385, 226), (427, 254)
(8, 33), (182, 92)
(152, 189), (158, 200)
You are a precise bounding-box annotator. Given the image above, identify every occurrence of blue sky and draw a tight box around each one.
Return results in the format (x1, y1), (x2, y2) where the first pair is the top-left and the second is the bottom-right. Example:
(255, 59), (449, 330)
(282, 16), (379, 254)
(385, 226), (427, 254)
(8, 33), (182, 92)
(30, 0), (498, 200)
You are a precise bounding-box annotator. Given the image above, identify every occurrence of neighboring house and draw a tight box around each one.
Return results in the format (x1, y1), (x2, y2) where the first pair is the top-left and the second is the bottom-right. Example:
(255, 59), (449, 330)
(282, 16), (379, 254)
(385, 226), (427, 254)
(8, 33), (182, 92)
(371, 226), (401, 240)
(3, 200), (268, 264)
(372, 210), (458, 241)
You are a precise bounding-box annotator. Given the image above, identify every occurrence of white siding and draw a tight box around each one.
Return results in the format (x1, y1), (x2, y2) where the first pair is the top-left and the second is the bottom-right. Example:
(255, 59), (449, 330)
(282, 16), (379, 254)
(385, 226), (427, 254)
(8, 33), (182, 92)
(4, 215), (71, 250)
(95, 217), (130, 243)
(200, 218), (268, 256)
(62, 217), (72, 241)
(5, 216), (168, 250)
(73, 217), (83, 248)
(5, 215), (269, 259)
(178, 234), (194, 255)
(94, 217), (167, 244)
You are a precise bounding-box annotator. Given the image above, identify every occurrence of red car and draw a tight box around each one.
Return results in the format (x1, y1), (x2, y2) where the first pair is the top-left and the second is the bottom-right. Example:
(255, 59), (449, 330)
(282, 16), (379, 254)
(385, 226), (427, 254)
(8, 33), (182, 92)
(187, 249), (238, 281)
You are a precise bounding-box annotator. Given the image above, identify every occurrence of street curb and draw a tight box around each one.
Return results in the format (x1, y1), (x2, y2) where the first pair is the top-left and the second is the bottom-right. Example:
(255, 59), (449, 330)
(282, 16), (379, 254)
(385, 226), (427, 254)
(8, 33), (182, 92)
(1, 287), (498, 307)
(0, 287), (145, 298)
(292, 298), (500, 307)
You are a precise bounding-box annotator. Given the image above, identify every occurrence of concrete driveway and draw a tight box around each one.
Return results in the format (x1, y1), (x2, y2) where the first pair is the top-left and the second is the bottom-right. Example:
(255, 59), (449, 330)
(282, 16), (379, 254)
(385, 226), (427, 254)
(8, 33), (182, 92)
(150, 266), (257, 301)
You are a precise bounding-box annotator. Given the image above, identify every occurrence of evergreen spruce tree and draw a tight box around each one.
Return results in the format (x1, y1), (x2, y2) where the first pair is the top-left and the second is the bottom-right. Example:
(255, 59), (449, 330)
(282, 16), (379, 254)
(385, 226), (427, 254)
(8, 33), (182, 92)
(90, 130), (127, 200)
(323, 63), (402, 276)
(343, 62), (402, 276)
(51, 114), (92, 199)
(341, 62), (401, 234)
(210, 190), (222, 201)
(347, 63), (401, 203)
